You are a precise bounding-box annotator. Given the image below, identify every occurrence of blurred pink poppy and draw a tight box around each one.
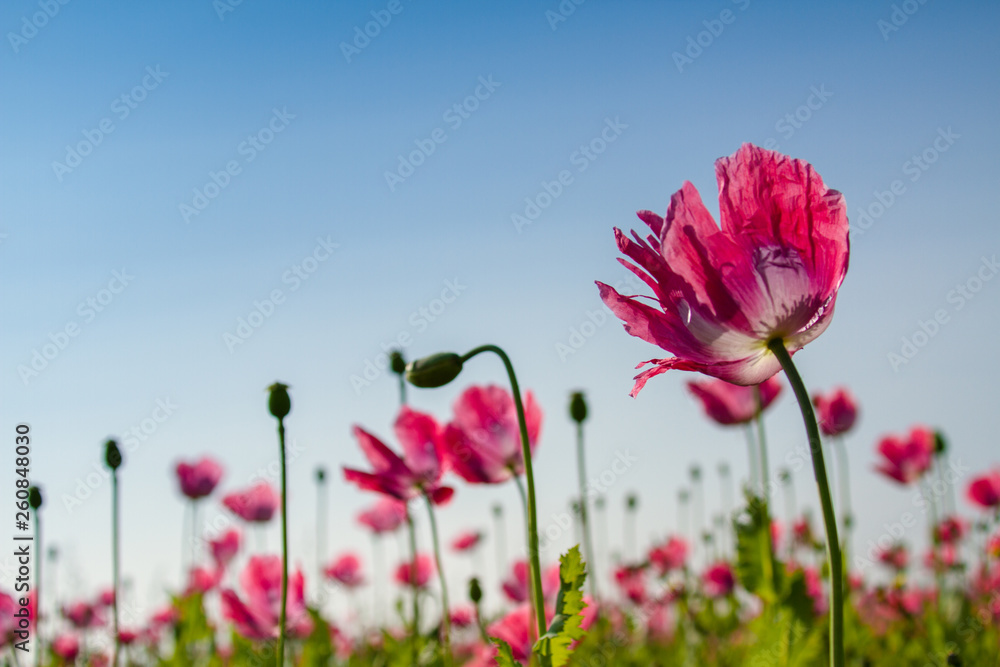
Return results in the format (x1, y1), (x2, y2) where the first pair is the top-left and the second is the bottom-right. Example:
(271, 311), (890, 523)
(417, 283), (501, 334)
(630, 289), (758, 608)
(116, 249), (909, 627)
(501, 560), (560, 603)
(357, 498), (408, 534)
(439, 385), (543, 485)
(451, 530), (483, 553)
(175, 456), (224, 500)
(877, 543), (908, 571)
(52, 634), (80, 661)
(209, 528), (241, 569)
(702, 562), (736, 598)
(812, 387), (859, 437)
(686, 376), (782, 426)
(343, 407), (453, 505)
(394, 554), (435, 589)
(967, 470), (1000, 509)
(62, 601), (104, 629)
(933, 516), (967, 544)
(597, 143), (849, 392)
(219, 555), (312, 640)
(648, 536), (688, 575)
(222, 481), (280, 523)
(614, 564), (648, 605)
(186, 566), (223, 595)
(325, 553), (365, 589)
(873, 426), (935, 485)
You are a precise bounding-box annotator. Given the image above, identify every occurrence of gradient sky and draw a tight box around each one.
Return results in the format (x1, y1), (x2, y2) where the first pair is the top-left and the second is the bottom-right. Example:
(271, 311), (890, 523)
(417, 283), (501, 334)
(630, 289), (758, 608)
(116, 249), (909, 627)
(3, 0), (999, 628)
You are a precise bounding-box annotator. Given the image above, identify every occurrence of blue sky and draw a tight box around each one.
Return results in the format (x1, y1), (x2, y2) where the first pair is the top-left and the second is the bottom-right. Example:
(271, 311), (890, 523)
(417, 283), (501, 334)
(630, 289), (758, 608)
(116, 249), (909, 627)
(2, 0), (999, 625)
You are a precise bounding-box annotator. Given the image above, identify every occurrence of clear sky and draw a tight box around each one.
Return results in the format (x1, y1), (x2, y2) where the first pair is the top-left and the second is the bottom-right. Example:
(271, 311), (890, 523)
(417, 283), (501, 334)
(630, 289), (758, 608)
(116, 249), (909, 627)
(2, 0), (999, 627)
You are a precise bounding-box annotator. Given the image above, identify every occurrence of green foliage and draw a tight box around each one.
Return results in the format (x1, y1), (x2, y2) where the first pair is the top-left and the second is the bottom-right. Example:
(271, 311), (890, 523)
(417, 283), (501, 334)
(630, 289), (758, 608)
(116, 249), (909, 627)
(533, 545), (589, 667)
(491, 638), (519, 667)
(734, 495), (778, 601)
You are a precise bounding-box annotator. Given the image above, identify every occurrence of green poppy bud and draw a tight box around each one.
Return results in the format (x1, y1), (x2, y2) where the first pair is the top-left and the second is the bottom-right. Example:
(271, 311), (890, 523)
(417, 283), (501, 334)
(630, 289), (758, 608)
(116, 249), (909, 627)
(469, 577), (483, 604)
(934, 430), (948, 455)
(390, 350), (407, 376)
(626, 493), (639, 511)
(268, 382), (291, 420)
(568, 391), (588, 424)
(405, 353), (464, 388)
(28, 486), (42, 510)
(315, 467), (326, 483)
(105, 439), (123, 470)
(689, 465), (702, 481)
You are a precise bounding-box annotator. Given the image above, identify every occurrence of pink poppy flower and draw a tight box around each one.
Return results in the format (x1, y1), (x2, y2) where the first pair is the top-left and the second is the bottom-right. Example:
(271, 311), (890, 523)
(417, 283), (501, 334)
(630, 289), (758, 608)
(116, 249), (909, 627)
(149, 605), (179, 628)
(0, 593), (17, 647)
(877, 543), (908, 571)
(96, 588), (115, 608)
(394, 554), (435, 589)
(209, 528), (241, 569)
(451, 530), (483, 553)
(873, 426), (935, 485)
(343, 407), (454, 505)
(439, 385), (543, 485)
(219, 555), (312, 640)
(967, 470), (1000, 509)
(934, 516), (967, 545)
(702, 562), (736, 598)
(62, 601), (104, 629)
(186, 566), (223, 595)
(924, 544), (959, 573)
(686, 376), (782, 426)
(486, 605), (534, 662)
(648, 536), (688, 575)
(614, 564), (648, 605)
(222, 481), (280, 523)
(52, 634), (80, 661)
(802, 566), (828, 616)
(325, 553), (365, 589)
(118, 629), (139, 646)
(812, 387), (859, 437)
(988, 533), (1000, 559)
(450, 605), (475, 628)
(501, 560), (561, 603)
(175, 457), (224, 500)
(792, 516), (815, 547)
(357, 498), (408, 534)
(597, 143), (849, 393)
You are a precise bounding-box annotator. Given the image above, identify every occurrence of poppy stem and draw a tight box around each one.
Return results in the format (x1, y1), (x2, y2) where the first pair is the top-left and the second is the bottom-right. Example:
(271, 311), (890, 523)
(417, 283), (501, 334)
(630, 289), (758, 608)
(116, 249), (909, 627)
(833, 437), (853, 562)
(753, 386), (778, 596)
(276, 418), (288, 667)
(767, 338), (843, 667)
(424, 496), (452, 666)
(406, 510), (420, 660)
(575, 422), (598, 601)
(459, 345), (547, 639)
(744, 425), (760, 496)
(111, 469), (120, 667)
(33, 509), (42, 667)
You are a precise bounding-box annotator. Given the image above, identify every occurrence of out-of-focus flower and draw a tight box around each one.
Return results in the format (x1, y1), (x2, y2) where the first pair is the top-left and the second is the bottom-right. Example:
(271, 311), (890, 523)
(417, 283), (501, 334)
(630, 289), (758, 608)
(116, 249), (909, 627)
(52, 634), (80, 661)
(648, 536), (688, 576)
(597, 143), (849, 391)
(934, 516), (967, 545)
(325, 553), (365, 589)
(450, 605), (475, 628)
(357, 498), (408, 535)
(967, 470), (1000, 510)
(500, 560), (560, 603)
(451, 530), (483, 553)
(792, 516), (815, 548)
(877, 543), (909, 571)
(686, 376), (782, 426)
(175, 457), (224, 500)
(812, 387), (859, 437)
(222, 482), (280, 523)
(702, 562), (736, 598)
(439, 385), (542, 485)
(923, 544), (959, 573)
(394, 554), (435, 590)
(62, 601), (104, 630)
(614, 564), (647, 605)
(219, 555), (312, 640)
(209, 528), (241, 569)
(343, 407), (454, 505)
(186, 566), (223, 595)
(873, 426), (935, 485)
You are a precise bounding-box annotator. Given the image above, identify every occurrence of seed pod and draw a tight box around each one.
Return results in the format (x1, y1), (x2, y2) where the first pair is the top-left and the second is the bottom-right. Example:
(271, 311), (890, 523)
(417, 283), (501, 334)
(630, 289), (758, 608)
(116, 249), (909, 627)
(28, 486), (43, 510)
(568, 391), (588, 424)
(105, 439), (123, 470)
(389, 350), (407, 376)
(405, 353), (464, 388)
(469, 577), (483, 604)
(268, 382), (291, 420)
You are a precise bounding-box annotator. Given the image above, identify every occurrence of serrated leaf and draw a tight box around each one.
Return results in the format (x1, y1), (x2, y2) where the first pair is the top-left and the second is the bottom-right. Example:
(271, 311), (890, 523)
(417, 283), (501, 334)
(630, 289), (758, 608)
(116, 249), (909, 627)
(533, 546), (589, 667)
(735, 494), (778, 601)
(490, 637), (519, 667)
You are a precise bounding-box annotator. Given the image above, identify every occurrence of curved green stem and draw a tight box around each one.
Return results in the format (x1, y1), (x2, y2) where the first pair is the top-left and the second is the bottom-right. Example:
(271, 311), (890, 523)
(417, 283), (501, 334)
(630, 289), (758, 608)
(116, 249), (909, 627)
(767, 339), (843, 667)
(461, 345), (547, 638)
(575, 422), (598, 600)
(424, 496), (452, 666)
(277, 420), (289, 667)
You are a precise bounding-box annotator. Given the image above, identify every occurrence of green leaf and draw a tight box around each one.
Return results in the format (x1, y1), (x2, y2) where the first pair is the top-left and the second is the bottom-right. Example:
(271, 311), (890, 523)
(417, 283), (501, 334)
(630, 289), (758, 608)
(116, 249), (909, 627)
(734, 494), (778, 601)
(533, 545), (589, 667)
(490, 637), (519, 667)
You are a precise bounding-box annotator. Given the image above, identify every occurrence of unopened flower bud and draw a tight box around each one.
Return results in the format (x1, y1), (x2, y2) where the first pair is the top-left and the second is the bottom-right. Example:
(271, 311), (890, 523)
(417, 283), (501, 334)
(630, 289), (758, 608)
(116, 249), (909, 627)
(469, 577), (483, 604)
(934, 430), (948, 455)
(626, 493), (639, 511)
(390, 350), (407, 376)
(405, 353), (464, 388)
(315, 467), (326, 483)
(268, 382), (291, 420)
(28, 486), (42, 510)
(105, 439), (123, 470)
(569, 391), (588, 424)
